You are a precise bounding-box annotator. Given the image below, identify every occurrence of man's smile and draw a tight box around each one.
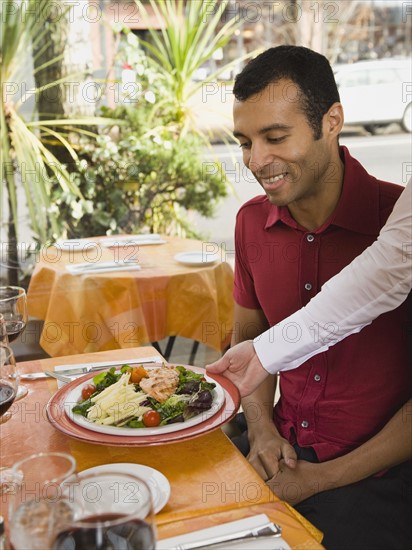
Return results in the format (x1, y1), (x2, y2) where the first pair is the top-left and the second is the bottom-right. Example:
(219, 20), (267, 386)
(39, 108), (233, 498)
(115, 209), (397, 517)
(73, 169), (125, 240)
(260, 172), (289, 191)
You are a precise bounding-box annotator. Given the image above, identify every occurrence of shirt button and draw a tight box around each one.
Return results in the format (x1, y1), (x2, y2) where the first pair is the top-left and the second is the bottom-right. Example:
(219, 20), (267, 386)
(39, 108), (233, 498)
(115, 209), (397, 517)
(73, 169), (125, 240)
(314, 374), (321, 382)
(306, 234), (315, 242)
(304, 283), (312, 291)
(301, 420), (309, 428)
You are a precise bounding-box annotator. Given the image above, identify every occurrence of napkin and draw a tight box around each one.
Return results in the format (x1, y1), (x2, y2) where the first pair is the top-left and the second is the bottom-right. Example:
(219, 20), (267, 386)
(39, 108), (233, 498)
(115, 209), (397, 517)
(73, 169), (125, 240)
(157, 514), (291, 550)
(101, 234), (166, 247)
(66, 261), (141, 274)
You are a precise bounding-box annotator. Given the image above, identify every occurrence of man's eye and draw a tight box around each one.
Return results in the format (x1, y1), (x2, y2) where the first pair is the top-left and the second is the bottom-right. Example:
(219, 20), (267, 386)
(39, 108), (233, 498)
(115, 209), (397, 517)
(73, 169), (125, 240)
(268, 136), (286, 143)
(239, 143), (250, 149)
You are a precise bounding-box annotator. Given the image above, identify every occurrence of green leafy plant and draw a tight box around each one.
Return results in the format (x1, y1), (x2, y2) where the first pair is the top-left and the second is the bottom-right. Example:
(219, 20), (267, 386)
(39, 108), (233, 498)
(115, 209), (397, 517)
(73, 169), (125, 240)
(56, 0), (250, 238)
(59, 109), (227, 238)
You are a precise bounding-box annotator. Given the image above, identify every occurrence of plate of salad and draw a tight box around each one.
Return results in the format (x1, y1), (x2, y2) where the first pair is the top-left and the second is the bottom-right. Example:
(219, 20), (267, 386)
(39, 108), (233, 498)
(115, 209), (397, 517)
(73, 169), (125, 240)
(64, 363), (225, 436)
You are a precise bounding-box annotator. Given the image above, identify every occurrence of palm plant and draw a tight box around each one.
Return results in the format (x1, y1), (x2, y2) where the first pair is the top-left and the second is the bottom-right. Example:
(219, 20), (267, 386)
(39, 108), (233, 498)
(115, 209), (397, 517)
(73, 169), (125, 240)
(0, 0), (115, 284)
(135, 0), (257, 140)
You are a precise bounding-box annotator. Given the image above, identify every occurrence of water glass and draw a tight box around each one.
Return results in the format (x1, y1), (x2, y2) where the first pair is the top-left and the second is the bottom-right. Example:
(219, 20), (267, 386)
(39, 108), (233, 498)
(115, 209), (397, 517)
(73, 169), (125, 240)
(8, 452), (77, 550)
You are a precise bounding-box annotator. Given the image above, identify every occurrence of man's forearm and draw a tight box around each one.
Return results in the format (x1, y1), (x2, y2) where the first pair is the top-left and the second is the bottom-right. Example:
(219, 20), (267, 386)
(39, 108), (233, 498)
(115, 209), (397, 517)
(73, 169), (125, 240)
(320, 399), (412, 490)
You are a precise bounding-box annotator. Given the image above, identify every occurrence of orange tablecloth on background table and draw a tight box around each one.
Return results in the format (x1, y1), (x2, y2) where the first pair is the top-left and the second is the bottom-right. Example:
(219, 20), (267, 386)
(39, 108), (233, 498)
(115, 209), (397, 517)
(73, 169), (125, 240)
(1, 348), (324, 548)
(27, 237), (234, 357)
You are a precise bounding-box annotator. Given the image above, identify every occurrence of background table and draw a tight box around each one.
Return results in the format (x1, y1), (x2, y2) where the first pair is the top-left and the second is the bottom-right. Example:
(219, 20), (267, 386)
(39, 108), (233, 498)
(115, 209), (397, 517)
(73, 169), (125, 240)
(27, 237), (234, 358)
(0, 347), (324, 548)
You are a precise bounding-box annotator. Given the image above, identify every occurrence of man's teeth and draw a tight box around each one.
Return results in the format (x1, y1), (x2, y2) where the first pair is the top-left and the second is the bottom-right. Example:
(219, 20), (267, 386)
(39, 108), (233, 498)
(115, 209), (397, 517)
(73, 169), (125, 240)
(266, 173), (286, 183)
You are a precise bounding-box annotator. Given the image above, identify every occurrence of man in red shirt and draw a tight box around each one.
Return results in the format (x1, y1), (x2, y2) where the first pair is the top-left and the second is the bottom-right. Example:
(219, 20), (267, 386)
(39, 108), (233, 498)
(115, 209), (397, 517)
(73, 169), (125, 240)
(231, 45), (411, 549)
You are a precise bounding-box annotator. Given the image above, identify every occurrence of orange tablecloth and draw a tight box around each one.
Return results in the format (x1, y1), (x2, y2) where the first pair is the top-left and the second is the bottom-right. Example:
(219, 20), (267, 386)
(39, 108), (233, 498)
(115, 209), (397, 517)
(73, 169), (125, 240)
(27, 237), (234, 357)
(0, 348), (324, 548)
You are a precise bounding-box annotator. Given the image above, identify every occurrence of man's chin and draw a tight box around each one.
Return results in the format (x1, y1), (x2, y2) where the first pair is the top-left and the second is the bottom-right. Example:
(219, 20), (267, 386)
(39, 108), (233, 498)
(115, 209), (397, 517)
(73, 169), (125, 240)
(265, 191), (290, 206)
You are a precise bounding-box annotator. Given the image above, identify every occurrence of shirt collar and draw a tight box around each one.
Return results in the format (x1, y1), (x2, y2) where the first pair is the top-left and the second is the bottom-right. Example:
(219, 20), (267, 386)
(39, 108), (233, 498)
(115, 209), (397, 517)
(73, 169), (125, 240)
(265, 146), (381, 235)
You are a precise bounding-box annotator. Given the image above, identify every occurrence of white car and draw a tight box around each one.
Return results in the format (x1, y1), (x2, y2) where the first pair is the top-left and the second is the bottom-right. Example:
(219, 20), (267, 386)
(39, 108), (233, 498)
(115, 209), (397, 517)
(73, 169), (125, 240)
(334, 58), (412, 134)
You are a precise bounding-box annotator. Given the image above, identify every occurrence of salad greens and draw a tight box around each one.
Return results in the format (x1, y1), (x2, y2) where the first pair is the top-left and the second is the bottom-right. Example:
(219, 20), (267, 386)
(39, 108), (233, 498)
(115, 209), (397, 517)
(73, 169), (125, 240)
(72, 365), (216, 429)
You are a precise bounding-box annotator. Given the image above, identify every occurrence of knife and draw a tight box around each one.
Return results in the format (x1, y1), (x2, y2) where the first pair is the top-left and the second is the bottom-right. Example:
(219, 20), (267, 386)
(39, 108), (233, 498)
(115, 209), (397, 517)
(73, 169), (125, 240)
(171, 522), (282, 550)
(20, 356), (162, 380)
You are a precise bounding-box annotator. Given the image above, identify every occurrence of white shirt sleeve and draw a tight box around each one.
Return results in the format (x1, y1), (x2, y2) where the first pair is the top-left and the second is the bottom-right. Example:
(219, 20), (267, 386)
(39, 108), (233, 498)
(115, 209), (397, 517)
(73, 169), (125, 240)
(254, 179), (412, 374)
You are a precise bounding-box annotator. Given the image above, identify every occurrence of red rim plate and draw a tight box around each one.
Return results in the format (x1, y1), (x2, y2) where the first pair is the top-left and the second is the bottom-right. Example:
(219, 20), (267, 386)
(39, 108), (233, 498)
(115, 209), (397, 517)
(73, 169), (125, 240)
(46, 364), (240, 446)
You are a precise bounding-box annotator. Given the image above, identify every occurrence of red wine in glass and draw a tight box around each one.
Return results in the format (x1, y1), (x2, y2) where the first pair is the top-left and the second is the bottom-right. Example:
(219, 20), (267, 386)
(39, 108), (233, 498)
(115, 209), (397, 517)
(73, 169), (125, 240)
(52, 514), (155, 550)
(0, 381), (16, 416)
(0, 344), (18, 424)
(4, 320), (26, 343)
(0, 287), (29, 400)
(0, 287), (28, 342)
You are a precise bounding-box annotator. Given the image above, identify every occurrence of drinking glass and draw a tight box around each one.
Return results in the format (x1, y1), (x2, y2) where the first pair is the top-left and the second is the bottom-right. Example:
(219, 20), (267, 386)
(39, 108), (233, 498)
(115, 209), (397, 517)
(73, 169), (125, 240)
(0, 286), (28, 343)
(8, 452), (77, 550)
(0, 286), (29, 400)
(51, 469), (156, 550)
(0, 341), (18, 424)
(0, 322), (19, 493)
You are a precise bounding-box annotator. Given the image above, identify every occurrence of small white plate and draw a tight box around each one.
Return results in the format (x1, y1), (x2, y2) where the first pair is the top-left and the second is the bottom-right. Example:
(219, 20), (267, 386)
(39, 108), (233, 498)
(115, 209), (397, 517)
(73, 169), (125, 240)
(78, 463), (170, 514)
(174, 252), (220, 267)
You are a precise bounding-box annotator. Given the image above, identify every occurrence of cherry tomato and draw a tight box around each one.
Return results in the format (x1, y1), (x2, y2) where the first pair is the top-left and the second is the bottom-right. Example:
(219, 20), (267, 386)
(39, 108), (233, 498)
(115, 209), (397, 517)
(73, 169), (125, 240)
(130, 366), (148, 384)
(142, 410), (161, 427)
(81, 384), (96, 400)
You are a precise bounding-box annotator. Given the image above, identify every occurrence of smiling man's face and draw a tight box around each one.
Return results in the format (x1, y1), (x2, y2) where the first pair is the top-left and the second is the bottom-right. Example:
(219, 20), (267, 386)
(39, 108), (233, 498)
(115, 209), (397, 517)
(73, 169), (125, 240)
(233, 79), (340, 212)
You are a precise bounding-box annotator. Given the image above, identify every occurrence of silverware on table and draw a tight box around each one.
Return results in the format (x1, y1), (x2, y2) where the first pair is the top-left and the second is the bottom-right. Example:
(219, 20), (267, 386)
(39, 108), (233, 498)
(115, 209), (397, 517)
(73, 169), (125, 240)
(44, 371), (72, 384)
(70, 261), (140, 271)
(172, 521), (282, 549)
(19, 356), (162, 380)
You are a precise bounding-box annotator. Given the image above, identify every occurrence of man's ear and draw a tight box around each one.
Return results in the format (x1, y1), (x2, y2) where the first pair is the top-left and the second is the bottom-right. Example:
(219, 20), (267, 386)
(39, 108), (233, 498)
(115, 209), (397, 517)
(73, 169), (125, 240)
(324, 102), (344, 137)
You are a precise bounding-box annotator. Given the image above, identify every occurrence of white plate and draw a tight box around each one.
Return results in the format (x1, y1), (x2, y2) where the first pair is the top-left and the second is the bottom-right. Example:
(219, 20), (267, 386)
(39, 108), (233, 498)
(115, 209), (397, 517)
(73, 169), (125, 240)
(64, 368), (225, 437)
(78, 463), (170, 514)
(174, 252), (220, 267)
(52, 239), (99, 251)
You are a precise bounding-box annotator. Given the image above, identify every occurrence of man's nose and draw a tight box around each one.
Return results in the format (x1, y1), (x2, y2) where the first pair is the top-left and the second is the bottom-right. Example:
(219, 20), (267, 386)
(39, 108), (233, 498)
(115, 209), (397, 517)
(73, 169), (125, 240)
(248, 144), (273, 173)
(248, 144), (274, 174)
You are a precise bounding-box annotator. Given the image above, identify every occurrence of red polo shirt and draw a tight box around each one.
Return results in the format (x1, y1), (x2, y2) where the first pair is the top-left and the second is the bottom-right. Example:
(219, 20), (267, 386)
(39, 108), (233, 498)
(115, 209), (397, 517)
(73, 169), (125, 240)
(234, 146), (411, 461)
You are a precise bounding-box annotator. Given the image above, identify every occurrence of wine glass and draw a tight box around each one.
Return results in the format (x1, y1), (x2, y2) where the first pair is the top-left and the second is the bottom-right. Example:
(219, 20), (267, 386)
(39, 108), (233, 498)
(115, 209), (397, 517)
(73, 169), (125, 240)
(0, 286), (28, 342)
(51, 469), (157, 550)
(0, 340), (19, 494)
(8, 452), (77, 550)
(0, 286), (28, 400)
(0, 341), (18, 424)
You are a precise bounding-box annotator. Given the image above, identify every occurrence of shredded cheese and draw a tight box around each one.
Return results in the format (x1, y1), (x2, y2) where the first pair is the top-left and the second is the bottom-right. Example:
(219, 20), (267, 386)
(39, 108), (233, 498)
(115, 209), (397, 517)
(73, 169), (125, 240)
(86, 373), (151, 425)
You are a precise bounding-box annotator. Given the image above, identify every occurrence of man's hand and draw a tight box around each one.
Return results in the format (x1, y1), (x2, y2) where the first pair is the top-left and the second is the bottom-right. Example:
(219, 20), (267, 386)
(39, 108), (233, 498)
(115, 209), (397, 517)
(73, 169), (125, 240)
(247, 430), (297, 481)
(266, 459), (327, 505)
(206, 340), (269, 397)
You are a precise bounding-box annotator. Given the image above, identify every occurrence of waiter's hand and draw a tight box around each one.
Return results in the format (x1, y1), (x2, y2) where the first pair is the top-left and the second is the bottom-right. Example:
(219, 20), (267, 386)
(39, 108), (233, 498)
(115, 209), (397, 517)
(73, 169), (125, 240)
(206, 340), (269, 397)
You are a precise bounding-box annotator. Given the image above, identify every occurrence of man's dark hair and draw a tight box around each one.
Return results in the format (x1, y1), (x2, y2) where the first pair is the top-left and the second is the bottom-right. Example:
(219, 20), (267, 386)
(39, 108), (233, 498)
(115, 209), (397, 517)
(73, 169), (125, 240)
(233, 45), (340, 139)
